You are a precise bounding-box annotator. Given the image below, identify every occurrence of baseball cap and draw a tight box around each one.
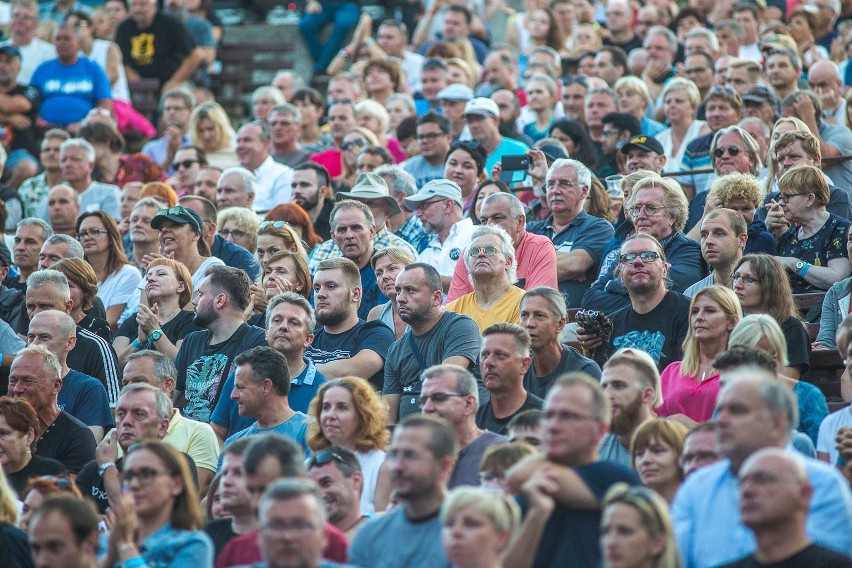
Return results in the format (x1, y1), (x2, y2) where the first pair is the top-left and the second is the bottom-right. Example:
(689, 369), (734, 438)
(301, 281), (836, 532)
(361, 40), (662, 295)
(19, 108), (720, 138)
(620, 135), (664, 156)
(463, 97), (500, 118)
(0, 241), (11, 267)
(539, 144), (568, 162)
(0, 45), (21, 59)
(151, 205), (204, 233)
(335, 172), (401, 217)
(742, 85), (780, 109)
(404, 179), (463, 211)
(437, 84), (474, 102)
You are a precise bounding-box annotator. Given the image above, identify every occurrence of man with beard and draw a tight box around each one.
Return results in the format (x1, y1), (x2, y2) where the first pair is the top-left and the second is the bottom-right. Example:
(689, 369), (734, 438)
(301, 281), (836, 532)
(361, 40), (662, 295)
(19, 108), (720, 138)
(291, 163), (334, 241)
(598, 348), (660, 467)
(0, 44), (41, 187)
(305, 257), (394, 391)
(172, 265), (266, 422)
(383, 263), (481, 423)
(307, 446), (368, 540)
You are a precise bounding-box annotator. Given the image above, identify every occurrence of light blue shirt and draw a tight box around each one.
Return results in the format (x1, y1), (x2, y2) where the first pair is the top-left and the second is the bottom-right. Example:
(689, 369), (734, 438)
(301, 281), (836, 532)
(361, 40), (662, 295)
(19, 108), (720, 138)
(220, 411), (311, 466)
(672, 457), (852, 568)
(133, 522), (213, 568)
(485, 137), (530, 185)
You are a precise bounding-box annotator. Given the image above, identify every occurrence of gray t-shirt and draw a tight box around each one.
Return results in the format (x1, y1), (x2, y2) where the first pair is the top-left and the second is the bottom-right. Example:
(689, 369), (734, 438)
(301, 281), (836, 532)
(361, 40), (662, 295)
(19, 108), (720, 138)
(401, 155), (445, 189)
(349, 506), (450, 568)
(449, 430), (507, 489)
(79, 181), (121, 219)
(0, 318), (25, 355)
(598, 433), (632, 468)
(383, 311), (481, 419)
(523, 347), (602, 399)
(272, 148), (313, 169)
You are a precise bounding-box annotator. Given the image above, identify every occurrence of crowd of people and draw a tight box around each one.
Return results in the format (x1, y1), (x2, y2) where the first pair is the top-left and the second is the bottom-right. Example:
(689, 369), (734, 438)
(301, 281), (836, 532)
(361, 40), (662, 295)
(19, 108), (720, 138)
(0, 0), (850, 567)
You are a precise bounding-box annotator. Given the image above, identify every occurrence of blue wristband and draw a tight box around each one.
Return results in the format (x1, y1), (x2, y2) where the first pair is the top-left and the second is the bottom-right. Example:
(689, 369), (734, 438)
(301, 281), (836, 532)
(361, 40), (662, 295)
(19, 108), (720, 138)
(799, 263), (811, 278)
(123, 556), (145, 568)
(131, 339), (143, 349)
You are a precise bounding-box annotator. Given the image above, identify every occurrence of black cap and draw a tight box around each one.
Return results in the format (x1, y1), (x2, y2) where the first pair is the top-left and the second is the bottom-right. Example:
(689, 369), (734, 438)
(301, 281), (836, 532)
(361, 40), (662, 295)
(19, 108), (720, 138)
(0, 45), (21, 59)
(150, 205), (204, 233)
(539, 144), (568, 162)
(620, 134), (664, 156)
(0, 241), (10, 267)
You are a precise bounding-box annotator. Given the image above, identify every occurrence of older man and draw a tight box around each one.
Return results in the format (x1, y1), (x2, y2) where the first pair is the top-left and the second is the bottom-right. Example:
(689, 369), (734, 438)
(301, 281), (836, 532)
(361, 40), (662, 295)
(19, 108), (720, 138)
(216, 166), (255, 211)
(11, 217), (52, 289)
(59, 138), (121, 218)
(641, 26), (678, 101)
(236, 121), (293, 213)
(141, 88), (194, 173)
(268, 104), (311, 168)
(307, 446), (368, 541)
(7, 1), (56, 84)
(46, 185), (80, 237)
(375, 165), (429, 254)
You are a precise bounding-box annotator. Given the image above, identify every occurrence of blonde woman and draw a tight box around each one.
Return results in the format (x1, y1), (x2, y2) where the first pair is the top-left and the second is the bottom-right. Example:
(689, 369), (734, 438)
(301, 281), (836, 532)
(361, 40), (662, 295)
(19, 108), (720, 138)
(447, 57), (477, 88)
(0, 466), (29, 563)
(656, 78), (710, 173)
(355, 100), (406, 163)
(189, 102), (237, 169)
(217, 206), (259, 254)
(614, 76), (666, 136)
(441, 487), (521, 568)
(251, 85), (285, 122)
(567, 24), (602, 57)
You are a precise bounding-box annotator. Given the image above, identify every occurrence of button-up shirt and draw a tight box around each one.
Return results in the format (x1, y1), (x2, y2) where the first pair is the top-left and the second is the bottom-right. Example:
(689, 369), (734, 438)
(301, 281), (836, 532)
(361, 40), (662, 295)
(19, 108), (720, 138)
(417, 217), (475, 277)
(252, 155), (293, 213)
(308, 228), (417, 273)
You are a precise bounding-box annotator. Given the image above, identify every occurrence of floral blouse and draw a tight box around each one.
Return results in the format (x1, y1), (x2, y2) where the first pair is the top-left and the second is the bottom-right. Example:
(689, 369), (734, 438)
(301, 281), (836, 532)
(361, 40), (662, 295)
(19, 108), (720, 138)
(777, 213), (849, 293)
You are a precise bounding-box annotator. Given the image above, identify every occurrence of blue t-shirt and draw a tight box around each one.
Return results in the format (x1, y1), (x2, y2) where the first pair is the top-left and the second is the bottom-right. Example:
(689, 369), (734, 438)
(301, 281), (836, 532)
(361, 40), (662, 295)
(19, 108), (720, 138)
(486, 137), (531, 185)
(30, 56), (111, 126)
(305, 319), (395, 391)
(211, 235), (261, 282)
(58, 370), (114, 429)
(222, 411), (311, 459)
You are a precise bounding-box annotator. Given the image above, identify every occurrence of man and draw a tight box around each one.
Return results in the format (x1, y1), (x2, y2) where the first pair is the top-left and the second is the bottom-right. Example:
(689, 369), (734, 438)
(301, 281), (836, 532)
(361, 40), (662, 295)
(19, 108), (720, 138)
(437, 83), (473, 140)
(122, 350), (219, 494)
(742, 86), (780, 127)
(19, 128), (69, 219)
(27, 310), (112, 443)
(216, 166), (255, 211)
(597, 112), (641, 178)
(114, 0), (201, 94)
(222, 346), (310, 455)
(672, 369), (852, 568)
(716, 20), (744, 57)
(25, 270), (121, 405)
(527, 159), (615, 308)
(268, 104), (311, 168)
(8, 344), (96, 475)
(417, 4), (488, 64)
(520, 287), (601, 399)
(725, 448), (852, 568)
(402, 112), (451, 188)
(306, 257), (394, 391)
(375, 19), (423, 91)
(634, 5), (665, 41)
(507, 409), (543, 448)
(375, 165), (429, 254)
(307, 446), (369, 540)
(0, 242), (24, 334)
(350, 415), (455, 567)
(30, 24), (111, 130)
(310, 100), (357, 178)
(493, 89), (534, 147)
(681, 422), (721, 476)
(406, 179), (474, 292)
(383, 263), (481, 423)
(45, 185), (80, 236)
(593, 46), (628, 88)
(811, 0), (840, 50)
(0, 43), (41, 186)
(124, 196), (161, 271)
(141, 87), (194, 173)
(684, 51), (715, 106)
(684, 209), (747, 297)
(585, 88), (619, 151)
(464, 98), (529, 181)
(415, 57), (449, 114)
(477, 323), (543, 436)
(560, 76), (588, 124)
(766, 48), (802, 102)
(292, 163), (334, 241)
(11, 216), (52, 289)
(621, 134), (667, 174)
(59, 138), (121, 218)
(29, 494), (100, 568)
(8, 0), (56, 85)
(478, 50), (521, 99)
(725, 59), (761, 96)
(173, 265), (266, 422)
(641, 26), (678, 101)
(685, 28), (721, 60)
(193, 165), (221, 203)
(808, 60), (846, 125)
(448, 191), (558, 300)
(603, 0), (642, 53)
(503, 373), (639, 568)
(598, 349), (661, 467)
(733, 3), (762, 61)
(205, 437), (255, 558)
(166, 145), (205, 196)
(235, 120), (293, 213)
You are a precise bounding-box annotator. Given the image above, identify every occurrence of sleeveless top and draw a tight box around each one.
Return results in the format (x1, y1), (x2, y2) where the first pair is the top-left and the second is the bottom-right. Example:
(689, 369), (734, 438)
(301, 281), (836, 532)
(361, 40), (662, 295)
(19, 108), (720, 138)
(379, 301), (395, 331)
(89, 39), (130, 102)
(659, 119), (707, 174)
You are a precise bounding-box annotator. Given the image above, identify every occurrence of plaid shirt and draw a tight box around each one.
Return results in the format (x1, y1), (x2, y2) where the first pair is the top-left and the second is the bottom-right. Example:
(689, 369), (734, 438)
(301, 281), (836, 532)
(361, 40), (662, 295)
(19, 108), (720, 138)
(395, 214), (430, 253)
(18, 172), (50, 218)
(308, 228), (418, 273)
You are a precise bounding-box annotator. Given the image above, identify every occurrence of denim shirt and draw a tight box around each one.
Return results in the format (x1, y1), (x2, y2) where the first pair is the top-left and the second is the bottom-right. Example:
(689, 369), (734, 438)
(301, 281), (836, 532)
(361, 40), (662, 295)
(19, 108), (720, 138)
(124, 523), (213, 568)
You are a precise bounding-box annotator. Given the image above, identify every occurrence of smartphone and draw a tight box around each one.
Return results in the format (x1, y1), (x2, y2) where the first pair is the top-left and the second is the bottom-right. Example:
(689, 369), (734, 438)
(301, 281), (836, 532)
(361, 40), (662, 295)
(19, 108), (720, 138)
(499, 154), (530, 184)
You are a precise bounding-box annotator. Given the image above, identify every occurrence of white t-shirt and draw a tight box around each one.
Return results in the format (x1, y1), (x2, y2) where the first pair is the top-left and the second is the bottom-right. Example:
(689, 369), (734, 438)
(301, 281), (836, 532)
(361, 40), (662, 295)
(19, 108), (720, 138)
(417, 217), (475, 277)
(15, 38), (57, 85)
(817, 406), (852, 465)
(192, 256), (226, 291)
(357, 448), (387, 515)
(98, 263), (142, 316)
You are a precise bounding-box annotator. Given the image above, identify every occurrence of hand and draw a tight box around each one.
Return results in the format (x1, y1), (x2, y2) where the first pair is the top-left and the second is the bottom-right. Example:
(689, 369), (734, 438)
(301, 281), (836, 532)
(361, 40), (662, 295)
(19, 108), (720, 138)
(250, 283), (269, 315)
(527, 149), (548, 182)
(576, 326), (604, 350)
(703, 193), (722, 216)
(109, 493), (139, 546)
(141, 252), (171, 267)
(305, 0), (321, 13)
(643, 57), (669, 81)
(136, 303), (159, 337)
(521, 468), (557, 516)
(165, 125), (183, 153)
(96, 429), (119, 466)
(792, 93), (817, 125)
(764, 199), (790, 236)
(836, 427), (852, 463)
(7, 113), (31, 129)
(267, 274), (295, 296)
(118, 216), (130, 236)
(491, 161), (503, 182)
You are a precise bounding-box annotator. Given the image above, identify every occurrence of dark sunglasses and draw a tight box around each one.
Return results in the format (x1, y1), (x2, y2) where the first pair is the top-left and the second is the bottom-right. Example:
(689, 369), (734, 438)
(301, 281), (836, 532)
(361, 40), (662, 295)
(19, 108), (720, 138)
(305, 449), (346, 469)
(171, 159), (199, 170)
(619, 251), (662, 264)
(341, 139), (367, 151)
(714, 146), (742, 158)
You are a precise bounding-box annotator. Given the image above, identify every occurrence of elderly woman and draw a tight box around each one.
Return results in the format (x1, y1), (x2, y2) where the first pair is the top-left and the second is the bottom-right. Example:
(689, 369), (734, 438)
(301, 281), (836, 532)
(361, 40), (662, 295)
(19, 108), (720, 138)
(522, 73), (559, 143)
(189, 102), (237, 169)
(251, 85), (285, 122)
(355, 100), (406, 163)
(363, 59), (401, 107)
(385, 93), (416, 135)
(769, 165), (851, 293)
(367, 247), (417, 339)
(441, 487), (521, 568)
(656, 78), (710, 174)
(614, 76), (666, 137)
(0, 397), (66, 495)
(216, 207), (258, 254)
(631, 419), (689, 504)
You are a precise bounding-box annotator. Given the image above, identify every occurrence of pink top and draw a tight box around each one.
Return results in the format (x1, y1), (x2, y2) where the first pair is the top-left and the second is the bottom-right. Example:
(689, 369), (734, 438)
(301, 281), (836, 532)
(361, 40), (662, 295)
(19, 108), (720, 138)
(656, 361), (720, 422)
(386, 137), (407, 163)
(446, 231), (559, 302)
(310, 148), (343, 178)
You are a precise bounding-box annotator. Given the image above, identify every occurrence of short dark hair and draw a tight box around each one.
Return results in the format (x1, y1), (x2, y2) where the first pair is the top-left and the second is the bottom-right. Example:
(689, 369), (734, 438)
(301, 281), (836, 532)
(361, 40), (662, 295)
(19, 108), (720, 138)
(179, 195), (217, 222)
(446, 140), (487, 175)
(30, 494), (99, 544)
(599, 45), (627, 72)
(398, 414), (458, 461)
(221, 436), (254, 458)
(713, 345), (778, 374)
(403, 263), (442, 293)
(446, 4), (472, 24)
(290, 87), (324, 109)
(235, 346), (291, 397)
(306, 445), (362, 478)
(78, 121), (124, 154)
(295, 162), (330, 189)
(602, 112), (641, 136)
(206, 265), (252, 311)
(417, 111), (452, 135)
(396, 115), (418, 142)
(360, 145), (393, 165)
(177, 144), (209, 167)
(507, 409), (542, 430)
(244, 433), (306, 478)
(422, 57), (449, 74)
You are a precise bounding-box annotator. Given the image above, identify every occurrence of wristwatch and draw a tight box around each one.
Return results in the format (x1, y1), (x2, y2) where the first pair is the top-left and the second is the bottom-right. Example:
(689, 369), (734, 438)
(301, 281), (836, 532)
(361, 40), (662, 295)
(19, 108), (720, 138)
(98, 461), (116, 477)
(147, 329), (163, 343)
(795, 261), (805, 272)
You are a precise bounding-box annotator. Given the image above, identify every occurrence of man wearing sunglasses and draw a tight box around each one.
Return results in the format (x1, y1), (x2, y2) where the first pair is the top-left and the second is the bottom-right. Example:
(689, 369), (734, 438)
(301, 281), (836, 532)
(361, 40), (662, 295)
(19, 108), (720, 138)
(167, 145), (205, 197)
(307, 447), (368, 540)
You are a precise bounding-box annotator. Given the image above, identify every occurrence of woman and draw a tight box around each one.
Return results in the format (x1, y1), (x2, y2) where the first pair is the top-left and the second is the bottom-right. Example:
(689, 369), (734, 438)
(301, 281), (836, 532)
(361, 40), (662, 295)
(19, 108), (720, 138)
(468, 180), (511, 225)
(153, 205), (224, 291)
(264, 203), (324, 256)
(524, 7), (565, 53)
(729, 316), (829, 445)
(447, 58), (478, 88)
(522, 73), (559, 143)
(732, 254), (810, 378)
(367, 247), (417, 339)
(385, 93), (416, 135)
(0, 398), (65, 495)
(103, 441), (212, 567)
(445, 140), (488, 214)
(51, 258), (113, 341)
(816, 224), (852, 350)
(79, 121), (164, 188)
(20, 475), (84, 531)
(441, 487), (521, 568)
(672, 7), (704, 42)
(189, 102), (237, 169)
(600, 484), (681, 568)
(630, 419), (688, 504)
(217, 207), (258, 254)
(362, 59), (401, 107)
(657, 286), (742, 425)
(549, 119), (598, 173)
(307, 377), (391, 514)
(788, 8), (829, 69)
(76, 211), (142, 331)
(336, 127), (381, 192)
(656, 78), (710, 174)
(355, 100), (406, 163)
(0, 467), (32, 568)
(114, 258), (198, 365)
(587, 177), (613, 222)
(567, 24), (602, 57)
(614, 77), (666, 137)
(248, 251), (312, 327)
(205, 473), (227, 522)
(251, 86), (285, 122)
(141, 182), (178, 208)
(256, 220), (309, 267)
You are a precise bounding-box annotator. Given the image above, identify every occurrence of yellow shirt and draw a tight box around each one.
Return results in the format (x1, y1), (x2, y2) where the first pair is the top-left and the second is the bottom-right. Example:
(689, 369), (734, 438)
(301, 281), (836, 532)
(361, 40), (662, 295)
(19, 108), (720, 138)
(163, 410), (220, 473)
(446, 285), (525, 332)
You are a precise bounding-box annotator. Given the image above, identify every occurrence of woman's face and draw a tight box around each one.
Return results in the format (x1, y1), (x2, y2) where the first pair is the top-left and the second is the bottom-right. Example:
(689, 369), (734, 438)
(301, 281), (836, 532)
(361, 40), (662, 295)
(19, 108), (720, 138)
(617, 88), (645, 116)
(320, 386), (360, 447)
(756, 336), (783, 369)
(342, 133), (370, 168)
(574, 27), (598, 50)
(386, 99), (412, 132)
(528, 9), (552, 39)
(676, 15), (701, 42)
(0, 414), (32, 471)
(447, 64), (471, 87)
(197, 118), (222, 152)
(263, 255), (303, 298)
(256, 234), (290, 267)
(788, 15), (811, 44)
(67, 278), (85, 315)
(356, 114), (383, 137)
(365, 67), (394, 96)
(663, 89), (695, 124)
(634, 437), (682, 490)
(443, 505), (507, 568)
(91, 11), (112, 40)
(374, 254), (406, 299)
(732, 260), (762, 311)
(691, 294), (734, 343)
(253, 97), (276, 122)
(122, 449), (182, 520)
(601, 503), (665, 568)
(158, 220), (198, 258)
(21, 489), (44, 531)
(220, 220), (253, 252)
(549, 127), (576, 155)
(444, 149), (481, 196)
(145, 264), (183, 303)
(525, 79), (554, 112)
(770, 121), (797, 151)
(475, 184), (501, 220)
(78, 216), (109, 256)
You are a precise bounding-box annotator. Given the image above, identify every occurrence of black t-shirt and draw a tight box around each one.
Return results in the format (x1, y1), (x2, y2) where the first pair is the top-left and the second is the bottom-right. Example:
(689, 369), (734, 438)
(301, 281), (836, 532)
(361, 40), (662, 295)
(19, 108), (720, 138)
(603, 34), (643, 55)
(67, 326), (121, 407)
(0, 84), (40, 156)
(205, 518), (237, 560)
(0, 524), (34, 568)
(781, 315), (811, 375)
(6, 455), (66, 495)
(115, 12), (197, 83)
(116, 309), (200, 346)
(476, 392), (544, 436)
(523, 346), (602, 399)
(305, 319), (395, 391)
(721, 544), (852, 568)
(608, 291), (691, 372)
(79, 313), (112, 342)
(34, 410), (96, 475)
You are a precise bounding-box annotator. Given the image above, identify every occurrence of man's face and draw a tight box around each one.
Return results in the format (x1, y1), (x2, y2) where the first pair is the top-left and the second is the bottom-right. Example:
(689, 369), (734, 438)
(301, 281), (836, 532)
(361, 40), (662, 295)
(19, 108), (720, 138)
(604, 1), (631, 33)
(53, 26), (79, 60)
(715, 380), (781, 464)
(700, 216), (743, 269)
(395, 268), (438, 326)
(29, 510), (97, 568)
(766, 54), (798, 90)
(114, 390), (167, 450)
(231, 364), (266, 418)
(27, 314), (72, 358)
(684, 55), (713, 92)
(313, 268), (356, 327)
(520, 296), (564, 351)
(645, 33), (673, 66)
(733, 9), (759, 42)
(266, 300), (311, 355)
(26, 285), (69, 318)
(60, 146), (91, 183)
(713, 131), (753, 175)
(38, 242), (70, 271)
(776, 140), (817, 176)
(130, 0), (157, 27)
(725, 67), (753, 95)
(355, 154), (386, 176)
(172, 147), (201, 187)
(121, 356), (159, 387)
(291, 169), (324, 212)
(541, 384), (604, 465)
(467, 233), (510, 282)
(236, 124), (268, 170)
(442, 11), (468, 40)
(268, 111), (300, 147)
(260, 495), (328, 568)
(491, 91), (517, 124)
(15, 225), (49, 271)
(739, 453), (809, 529)
(10, 5), (37, 37)
(440, 99), (466, 126)
(465, 114), (499, 144)
(480, 333), (530, 395)
(619, 237), (667, 294)
(327, 104), (356, 142)
(8, 354), (58, 413)
(217, 173), (251, 210)
(680, 430), (720, 476)
(328, 78), (357, 103)
(705, 99), (741, 133)
(562, 83), (587, 121)
(377, 24), (405, 55)
(0, 52), (20, 86)
(714, 57), (731, 87)
(601, 364), (648, 436)
(193, 168), (220, 203)
(593, 52), (622, 86)
(634, 6), (660, 39)
(546, 165), (588, 217)
(479, 199), (522, 245)
(46, 187), (78, 229)
(584, 93), (616, 130)
(128, 205), (158, 246)
(388, 426), (443, 500)
(600, 122), (625, 155)
(508, 424), (542, 448)
(332, 207), (375, 266)
(420, 70), (448, 102)
(483, 54), (513, 89)
(309, 461), (359, 525)
(808, 66), (841, 113)
(684, 36), (711, 57)
(191, 277), (219, 328)
(625, 148), (665, 173)
(40, 137), (63, 170)
(416, 122), (451, 162)
(162, 95), (191, 130)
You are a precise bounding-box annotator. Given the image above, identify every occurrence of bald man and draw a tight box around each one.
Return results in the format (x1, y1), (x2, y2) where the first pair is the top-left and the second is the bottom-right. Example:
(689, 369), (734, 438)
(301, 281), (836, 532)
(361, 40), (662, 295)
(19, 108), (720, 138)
(46, 185), (80, 236)
(807, 60), (846, 126)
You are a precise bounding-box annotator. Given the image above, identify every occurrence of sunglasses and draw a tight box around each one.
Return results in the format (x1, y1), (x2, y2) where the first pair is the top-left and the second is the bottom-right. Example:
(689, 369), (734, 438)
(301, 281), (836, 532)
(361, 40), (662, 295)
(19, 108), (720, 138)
(341, 139), (367, 151)
(260, 220), (289, 229)
(171, 159), (199, 170)
(714, 146), (742, 158)
(36, 476), (75, 491)
(619, 251), (662, 264)
(305, 449), (347, 469)
(467, 245), (500, 257)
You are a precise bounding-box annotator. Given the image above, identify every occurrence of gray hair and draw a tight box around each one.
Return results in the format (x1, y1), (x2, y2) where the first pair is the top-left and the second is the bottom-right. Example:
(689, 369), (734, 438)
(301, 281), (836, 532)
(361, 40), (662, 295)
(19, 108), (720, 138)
(481, 191), (526, 221)
(374, 165), (417, 197)
(546, 158), (593, 190)
(26, 269), (70, 299)
(721, 368), (799, 439)
(266, 292), (316, 333)
(385, 93), (416, 114)
(645, 25), (678, 53)
(587, 86), (621, 108)
(124, 350), (179, 385)
(331, 199), (376, 230)
(18, 217), (53, 240)
(464, 225), (517, 284)
(14, 344), (62, 382)
(529, 45), (561, 74)
(710, 125), (763, 175)
(521, 286), (568, 321)
(220, 167), (259, 197)
(161, 87), (195, 110)
(421, 364), (479, 406)
(44, 234), (84, 259)
(686, 27), (720, 53)
(272, 70), (305, 91)
(118, 382), (173, 422)
(268, 103), (302, 125)
(59, 138), (96, 163)
(259, 478), (326, 525)
(133, 196), (169, 212)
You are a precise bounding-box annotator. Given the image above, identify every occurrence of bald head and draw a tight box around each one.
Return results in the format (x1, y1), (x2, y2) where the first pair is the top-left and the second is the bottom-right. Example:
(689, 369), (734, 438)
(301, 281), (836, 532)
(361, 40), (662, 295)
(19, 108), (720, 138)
(47, 184), (80, 229)
(27, 309), (77, 363)
(31, 310), (76, 339)
(738, 447), (811, 531)
(807, 59), (842, 113)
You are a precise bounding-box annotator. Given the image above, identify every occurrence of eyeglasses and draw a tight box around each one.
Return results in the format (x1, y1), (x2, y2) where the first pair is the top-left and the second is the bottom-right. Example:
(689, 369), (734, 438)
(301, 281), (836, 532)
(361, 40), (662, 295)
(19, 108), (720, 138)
(415, 198), (446, 211)
(121, 467), (170, 487)
(731, 273), (759, 284)
(545, 179), (580, 191)
(777, 192), (806, 203)
(341, 139), (367, 151)
(305, 449), (347, 469)
(219, 228), (247, 240)
(260, 220), (290, 229)
(467, 245), (500, 257)
(76, 228), (108, 240)
(416, 132), (446, 142)
(171, 159), (199, 170)
(619, 251), (661, 264)
(418, 392), (465, 406)
(627, 204), (665, 217)
(714, 146), (742, 158)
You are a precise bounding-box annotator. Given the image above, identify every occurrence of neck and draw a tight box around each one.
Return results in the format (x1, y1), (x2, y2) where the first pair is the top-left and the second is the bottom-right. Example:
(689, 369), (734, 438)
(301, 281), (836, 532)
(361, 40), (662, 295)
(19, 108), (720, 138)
(79, 37), (93, 53)
(473, 277), (512, 306)
(753, 525), (811, 564)
(255, 398), (295, 429)
(336, 506), (364, 536)
(174, 250), (201, 274)
(87, 252), (109, 280)
(68, 176), (91, 192)
(712, 261), (737, 286)
(60, 360), (70, 378)
(153, 295), (182, 318)
(230, 508), (259, 534)
(610, 28), (633, 43)
(71, 308), (84, 324)
(480, 133), (502, 155)
(388, 211), (410, 232)
(98, 154), (120, 183)
(17, 265), (35, 283)
(411, 308), (444, 336)
(533, 342), (563, 376)
(617, 410), (655, 448)
(46, 169), (63, 187)
(650, 479), (681, 504)
(775, 84), (798, 100)
(136, 509), (173, 544)
(588, 125), (603, 140)
(11, 32), (32, 46)
(630, 286), (667, 314)
(273, 139), (299, 155)
(551, 208), (581, 229)
(672, 118), (692, 132)
(36, 404), (61, 438)
(132, 241), (159, 266)
(490, 387), (529, 418)
(456, 420), (483, 448)
(285, 351), (307, 377)
(324, 311), (360, 334)
(799, 209), (829, 235)
(301, 123), (320, 144)
(405, 487), (446, 521)
(535, 107), (554, 127)
(208, 314), (245, 344)
(698, 339), (728, 367)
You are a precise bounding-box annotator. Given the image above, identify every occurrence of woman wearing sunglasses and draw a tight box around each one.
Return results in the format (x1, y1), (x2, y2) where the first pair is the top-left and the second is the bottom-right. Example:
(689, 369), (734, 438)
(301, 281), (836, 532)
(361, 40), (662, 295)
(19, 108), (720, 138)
(307, 377), (391, 514)
(103, 441), (212, 568)
(336, 127), (380, 193)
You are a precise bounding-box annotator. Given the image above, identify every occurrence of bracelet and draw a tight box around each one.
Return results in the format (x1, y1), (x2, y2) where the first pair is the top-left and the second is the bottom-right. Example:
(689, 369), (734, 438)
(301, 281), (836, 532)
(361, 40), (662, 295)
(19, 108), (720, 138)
(98, 461), (116, 477)
(800, 263), (812, 278)
(118, 543), (136, 553)
(131, 339), (143, 349)
(123, 557), (144, 568)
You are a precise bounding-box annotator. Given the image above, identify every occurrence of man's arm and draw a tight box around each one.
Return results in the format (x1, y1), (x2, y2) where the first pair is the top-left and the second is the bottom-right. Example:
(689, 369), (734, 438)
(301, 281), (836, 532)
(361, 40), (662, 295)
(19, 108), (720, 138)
(502, 471), (556, 568)
(317, 350), (384, 379)
(557, 250), (595, 281)
(0, 93), (33, 114)
(507, 456), (598, 508)
(124, 65), (142, 81)
(382, 393), (401, 425)
(444, 355), (473, 368)
(162, 48), (202, 92)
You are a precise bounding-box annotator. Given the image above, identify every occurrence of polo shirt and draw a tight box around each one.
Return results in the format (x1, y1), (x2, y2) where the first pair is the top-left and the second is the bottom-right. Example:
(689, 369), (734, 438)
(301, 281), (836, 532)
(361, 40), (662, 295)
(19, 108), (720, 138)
(163, 409), (219, 474)
(252, 155), (294, 213)
(417, 217), (475, 277)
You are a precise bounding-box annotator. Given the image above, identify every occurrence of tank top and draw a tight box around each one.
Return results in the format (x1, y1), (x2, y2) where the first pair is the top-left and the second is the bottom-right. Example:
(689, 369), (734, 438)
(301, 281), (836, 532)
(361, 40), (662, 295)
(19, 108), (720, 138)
(89, 39), (130, 102)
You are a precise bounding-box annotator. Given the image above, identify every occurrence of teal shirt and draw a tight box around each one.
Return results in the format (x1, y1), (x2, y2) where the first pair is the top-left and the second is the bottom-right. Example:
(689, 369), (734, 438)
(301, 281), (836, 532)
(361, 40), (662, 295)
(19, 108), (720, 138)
(485, 137), (531, 185)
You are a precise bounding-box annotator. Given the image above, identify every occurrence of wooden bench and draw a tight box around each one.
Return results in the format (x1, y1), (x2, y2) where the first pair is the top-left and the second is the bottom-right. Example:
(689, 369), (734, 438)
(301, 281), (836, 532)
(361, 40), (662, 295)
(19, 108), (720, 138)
(794, 292), (826, 321)
(127, 78), (161, 124)
(808, 349), (844, 400)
